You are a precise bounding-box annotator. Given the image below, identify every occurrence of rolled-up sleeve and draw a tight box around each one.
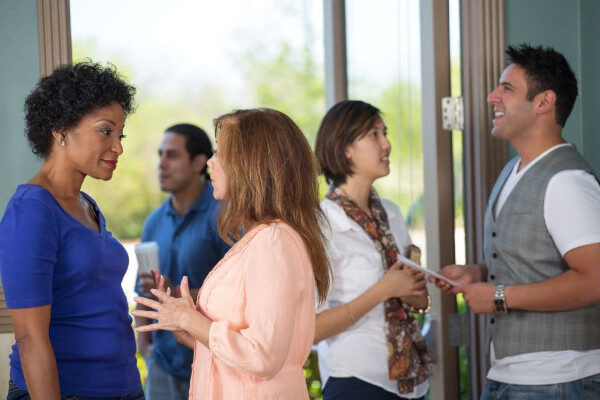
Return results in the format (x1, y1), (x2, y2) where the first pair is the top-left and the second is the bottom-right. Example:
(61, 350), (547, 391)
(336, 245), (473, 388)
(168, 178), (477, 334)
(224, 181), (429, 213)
(0, 198), (59, 309)
(208, 228), (304, 379)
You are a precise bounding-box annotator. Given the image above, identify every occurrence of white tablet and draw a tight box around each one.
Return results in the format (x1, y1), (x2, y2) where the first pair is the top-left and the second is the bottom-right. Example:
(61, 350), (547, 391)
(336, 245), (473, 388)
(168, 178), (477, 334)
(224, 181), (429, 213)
(397, 254), (460, 287)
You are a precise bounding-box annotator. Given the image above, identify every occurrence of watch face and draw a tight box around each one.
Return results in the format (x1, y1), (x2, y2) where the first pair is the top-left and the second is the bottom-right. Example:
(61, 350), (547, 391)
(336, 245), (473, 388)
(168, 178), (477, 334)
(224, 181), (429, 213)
(494, 299), (503, 312)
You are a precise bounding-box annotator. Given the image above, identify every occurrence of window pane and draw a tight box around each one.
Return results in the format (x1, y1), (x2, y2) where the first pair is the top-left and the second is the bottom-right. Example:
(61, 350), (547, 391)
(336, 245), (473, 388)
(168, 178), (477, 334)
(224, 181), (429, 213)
(448, 0), (470, 398)
(346, 0), (425, 258)
(71, 1), (325, 396)
(70, 0), (324, 240)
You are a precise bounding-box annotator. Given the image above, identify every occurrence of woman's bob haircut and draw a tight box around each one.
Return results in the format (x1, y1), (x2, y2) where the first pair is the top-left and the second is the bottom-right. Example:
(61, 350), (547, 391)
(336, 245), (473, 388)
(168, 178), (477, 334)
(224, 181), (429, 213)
(315, 100), (381, 186)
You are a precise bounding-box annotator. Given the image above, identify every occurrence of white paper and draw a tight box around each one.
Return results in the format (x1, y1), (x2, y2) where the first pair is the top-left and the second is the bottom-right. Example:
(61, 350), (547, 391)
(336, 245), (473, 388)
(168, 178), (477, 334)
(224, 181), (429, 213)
(135, 241), (160, 274)
(397, 254), (460, 287)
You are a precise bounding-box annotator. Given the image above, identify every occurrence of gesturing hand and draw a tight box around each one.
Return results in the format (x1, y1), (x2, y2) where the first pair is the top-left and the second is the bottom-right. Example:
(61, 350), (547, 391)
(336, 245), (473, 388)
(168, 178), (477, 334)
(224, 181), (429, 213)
(132, 276), (196, 332)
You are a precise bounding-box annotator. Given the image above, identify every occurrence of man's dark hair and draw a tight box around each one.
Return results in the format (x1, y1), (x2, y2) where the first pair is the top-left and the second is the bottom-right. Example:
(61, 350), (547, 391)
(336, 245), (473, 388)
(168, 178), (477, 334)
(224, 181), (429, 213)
(165, 123), (213, 179)
(24, 61), (136, 158)
(506, 44), (578, 126)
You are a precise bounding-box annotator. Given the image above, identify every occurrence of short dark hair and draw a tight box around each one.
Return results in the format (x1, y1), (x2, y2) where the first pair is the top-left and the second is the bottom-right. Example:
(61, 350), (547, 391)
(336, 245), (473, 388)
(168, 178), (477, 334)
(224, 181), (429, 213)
(315, 100), (381, 186)
(24, 61), (136, 158)
(165, 123), (213, 179)
(506, 44), (578, 126)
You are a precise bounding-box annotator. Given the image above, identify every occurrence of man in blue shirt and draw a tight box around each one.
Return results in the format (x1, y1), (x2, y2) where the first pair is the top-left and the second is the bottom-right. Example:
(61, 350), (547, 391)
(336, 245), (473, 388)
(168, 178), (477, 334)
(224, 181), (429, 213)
(135, 123), (229, 400)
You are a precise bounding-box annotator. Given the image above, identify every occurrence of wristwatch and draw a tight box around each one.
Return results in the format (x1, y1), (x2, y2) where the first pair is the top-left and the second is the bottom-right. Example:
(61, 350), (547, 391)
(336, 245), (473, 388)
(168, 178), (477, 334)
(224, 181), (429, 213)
(493, 284), (510, 314)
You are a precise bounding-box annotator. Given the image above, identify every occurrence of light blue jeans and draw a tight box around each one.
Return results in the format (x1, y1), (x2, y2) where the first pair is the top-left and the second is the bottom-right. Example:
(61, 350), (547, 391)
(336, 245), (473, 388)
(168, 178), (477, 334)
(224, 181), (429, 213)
(145, 359), (189, 400)
(481, 373), (600, 400)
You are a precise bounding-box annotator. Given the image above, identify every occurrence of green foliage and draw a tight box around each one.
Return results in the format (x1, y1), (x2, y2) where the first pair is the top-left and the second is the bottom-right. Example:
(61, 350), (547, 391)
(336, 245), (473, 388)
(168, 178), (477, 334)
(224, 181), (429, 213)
(351, 77), (426, 228)
(75, 38), (240, 238)
(239, 42), (325, 144)
(73, 26), (433, 237)
(304, 350), (323, 399)
(136, 351), (148, 388)
(456, 294), (471, 399)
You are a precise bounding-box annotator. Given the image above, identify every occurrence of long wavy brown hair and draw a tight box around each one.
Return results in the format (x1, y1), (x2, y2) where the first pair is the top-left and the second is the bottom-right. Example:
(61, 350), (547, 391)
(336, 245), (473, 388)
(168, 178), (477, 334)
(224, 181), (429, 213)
(213, 108), (330, 302)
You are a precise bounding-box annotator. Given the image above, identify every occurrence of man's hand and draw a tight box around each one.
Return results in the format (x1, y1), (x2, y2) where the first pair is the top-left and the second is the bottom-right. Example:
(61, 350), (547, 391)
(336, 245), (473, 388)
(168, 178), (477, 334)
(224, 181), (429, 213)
(139, 270), (180, 298)
(461, 282), (496, 314)
(137, 272), (156, 296)
(430, 264), (487, 294)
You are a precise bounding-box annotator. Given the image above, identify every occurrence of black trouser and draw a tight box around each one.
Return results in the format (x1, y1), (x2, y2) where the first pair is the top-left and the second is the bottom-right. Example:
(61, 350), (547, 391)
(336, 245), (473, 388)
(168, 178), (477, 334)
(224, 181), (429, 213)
(323, 376), (426, 400)
(7, 381), (145, 400)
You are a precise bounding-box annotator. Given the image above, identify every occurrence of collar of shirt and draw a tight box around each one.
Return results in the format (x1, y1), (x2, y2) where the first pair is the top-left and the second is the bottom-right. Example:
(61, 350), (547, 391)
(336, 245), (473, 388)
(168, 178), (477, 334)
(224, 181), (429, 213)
(513, 142), (572, 177)
(322, 197), (398, 234)
(166, 181), (214, 219)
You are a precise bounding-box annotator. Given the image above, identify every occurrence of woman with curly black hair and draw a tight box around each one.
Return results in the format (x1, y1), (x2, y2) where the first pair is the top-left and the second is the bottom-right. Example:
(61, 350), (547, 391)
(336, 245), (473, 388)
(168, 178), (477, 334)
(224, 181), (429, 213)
(0, 62), (143, 400)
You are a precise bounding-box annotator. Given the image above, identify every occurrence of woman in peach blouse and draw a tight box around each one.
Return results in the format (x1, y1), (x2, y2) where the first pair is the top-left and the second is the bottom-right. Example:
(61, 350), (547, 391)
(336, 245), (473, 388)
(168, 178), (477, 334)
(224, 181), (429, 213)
(133, 108), (330, 399)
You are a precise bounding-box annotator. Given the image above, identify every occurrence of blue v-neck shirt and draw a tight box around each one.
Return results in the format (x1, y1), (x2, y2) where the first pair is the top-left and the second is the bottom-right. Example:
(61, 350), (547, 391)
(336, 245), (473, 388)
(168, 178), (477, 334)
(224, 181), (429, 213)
(0, 184), (141, 397)
(137, 181), (229, 380)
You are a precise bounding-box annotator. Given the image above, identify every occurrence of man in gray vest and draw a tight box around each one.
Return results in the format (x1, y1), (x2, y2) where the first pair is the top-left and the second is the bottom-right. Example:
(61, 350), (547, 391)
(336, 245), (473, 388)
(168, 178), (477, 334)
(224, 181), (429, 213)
(433, 44), (600, 399)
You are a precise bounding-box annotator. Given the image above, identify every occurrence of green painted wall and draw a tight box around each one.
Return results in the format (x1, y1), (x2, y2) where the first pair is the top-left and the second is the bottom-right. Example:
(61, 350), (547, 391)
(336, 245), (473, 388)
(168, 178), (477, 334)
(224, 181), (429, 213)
(0, 3), (40, 388)
(580, 0), (600, 174)
(505, 0), (600, 173)
(0, 0), (41, 212)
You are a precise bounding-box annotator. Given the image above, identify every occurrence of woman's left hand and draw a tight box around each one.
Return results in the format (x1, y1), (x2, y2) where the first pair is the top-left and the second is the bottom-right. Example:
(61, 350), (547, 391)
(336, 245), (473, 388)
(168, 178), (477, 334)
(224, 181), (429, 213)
(132, 276), (196, 332)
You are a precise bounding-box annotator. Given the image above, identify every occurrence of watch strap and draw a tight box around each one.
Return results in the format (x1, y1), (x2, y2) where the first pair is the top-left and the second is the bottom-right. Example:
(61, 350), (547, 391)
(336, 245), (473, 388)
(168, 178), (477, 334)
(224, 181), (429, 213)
(493, 284), (509, 314)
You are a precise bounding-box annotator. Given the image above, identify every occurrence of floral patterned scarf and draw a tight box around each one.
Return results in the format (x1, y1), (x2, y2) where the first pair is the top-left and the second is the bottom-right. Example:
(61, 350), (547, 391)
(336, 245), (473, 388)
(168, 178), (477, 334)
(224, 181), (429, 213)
(327, 186), (433, 393)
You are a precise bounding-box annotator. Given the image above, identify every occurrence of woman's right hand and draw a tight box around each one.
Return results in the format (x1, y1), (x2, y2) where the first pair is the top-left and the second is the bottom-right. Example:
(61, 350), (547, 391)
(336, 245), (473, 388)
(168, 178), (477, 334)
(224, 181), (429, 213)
(150, 273), (195, 349)
(375, 262), (427, 301)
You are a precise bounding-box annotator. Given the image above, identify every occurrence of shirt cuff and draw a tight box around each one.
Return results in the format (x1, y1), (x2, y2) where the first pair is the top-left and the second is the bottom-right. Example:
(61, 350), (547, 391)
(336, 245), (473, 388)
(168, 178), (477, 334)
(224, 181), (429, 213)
(208, 319), (231, 353)
(5, 296), (52, 309)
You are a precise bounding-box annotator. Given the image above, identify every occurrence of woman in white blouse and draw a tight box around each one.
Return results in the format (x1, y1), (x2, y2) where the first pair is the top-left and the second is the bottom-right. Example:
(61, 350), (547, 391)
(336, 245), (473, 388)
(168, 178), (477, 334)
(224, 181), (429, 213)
(314, 100), (433, 400)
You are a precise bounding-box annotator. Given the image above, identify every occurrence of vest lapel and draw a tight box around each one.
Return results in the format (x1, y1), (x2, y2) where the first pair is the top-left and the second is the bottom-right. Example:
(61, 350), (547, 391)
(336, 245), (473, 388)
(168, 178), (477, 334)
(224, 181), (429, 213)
(487, 157), (520, 223)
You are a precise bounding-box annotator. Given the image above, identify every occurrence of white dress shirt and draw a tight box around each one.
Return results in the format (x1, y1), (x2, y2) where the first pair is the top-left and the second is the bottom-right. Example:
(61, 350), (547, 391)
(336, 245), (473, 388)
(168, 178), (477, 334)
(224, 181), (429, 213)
(317, 198), (429, 398)
(488, 143), (600, 384)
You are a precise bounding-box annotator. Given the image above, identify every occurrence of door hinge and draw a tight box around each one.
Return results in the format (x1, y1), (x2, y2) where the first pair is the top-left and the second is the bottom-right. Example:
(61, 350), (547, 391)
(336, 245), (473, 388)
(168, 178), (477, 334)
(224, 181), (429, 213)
(442, 96), (464, 131)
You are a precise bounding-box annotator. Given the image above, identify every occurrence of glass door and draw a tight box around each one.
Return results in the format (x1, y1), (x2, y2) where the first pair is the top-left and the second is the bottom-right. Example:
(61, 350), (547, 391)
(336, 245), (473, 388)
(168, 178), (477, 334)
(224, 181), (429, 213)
(347, 0), (466, 398)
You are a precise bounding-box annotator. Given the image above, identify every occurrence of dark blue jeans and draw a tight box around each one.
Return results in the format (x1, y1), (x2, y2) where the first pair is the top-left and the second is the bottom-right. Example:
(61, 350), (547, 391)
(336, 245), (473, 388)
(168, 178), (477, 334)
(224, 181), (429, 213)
(481, 373), (600, 400)
(323, 376), (426, 400)
(7, 381), (145, 400)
